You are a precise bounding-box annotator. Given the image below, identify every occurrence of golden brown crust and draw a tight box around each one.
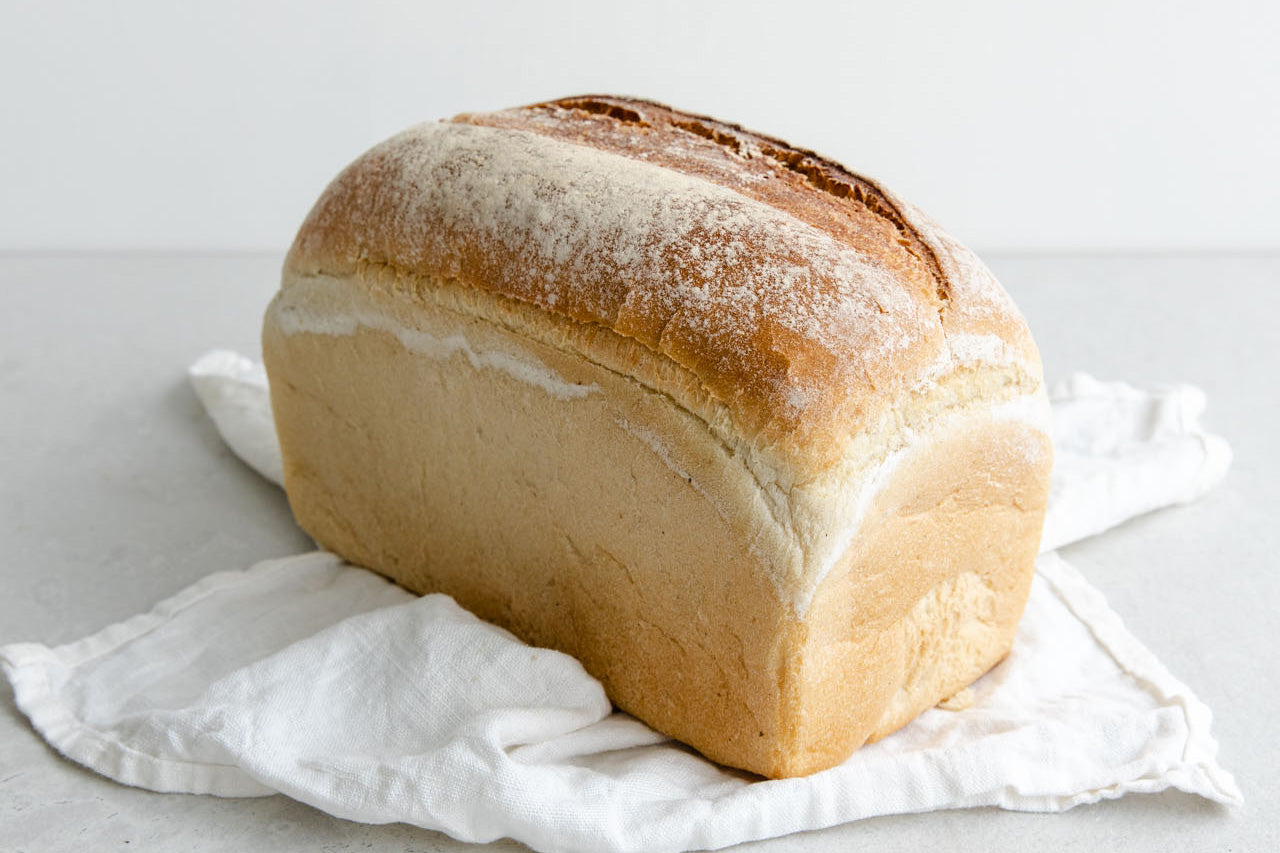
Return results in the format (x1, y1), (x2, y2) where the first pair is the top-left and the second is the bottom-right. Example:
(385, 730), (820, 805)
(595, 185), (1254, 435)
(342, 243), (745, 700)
(284, 95), (1040, 473)
(269, 97), (1054, 777)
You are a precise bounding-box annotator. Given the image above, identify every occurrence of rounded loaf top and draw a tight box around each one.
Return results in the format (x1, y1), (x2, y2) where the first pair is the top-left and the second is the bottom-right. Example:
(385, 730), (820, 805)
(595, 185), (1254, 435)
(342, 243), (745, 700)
(284, 95), (1042, 472)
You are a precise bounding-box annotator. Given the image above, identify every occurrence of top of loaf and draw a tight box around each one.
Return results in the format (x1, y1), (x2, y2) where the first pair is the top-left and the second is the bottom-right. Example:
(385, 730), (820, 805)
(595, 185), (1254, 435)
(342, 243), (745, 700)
(284, 95), (1041, 472)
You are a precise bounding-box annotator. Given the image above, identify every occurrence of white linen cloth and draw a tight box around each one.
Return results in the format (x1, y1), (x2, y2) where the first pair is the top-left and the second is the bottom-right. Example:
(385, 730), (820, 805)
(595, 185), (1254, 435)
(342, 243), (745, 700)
(1, 351), (1242, 853)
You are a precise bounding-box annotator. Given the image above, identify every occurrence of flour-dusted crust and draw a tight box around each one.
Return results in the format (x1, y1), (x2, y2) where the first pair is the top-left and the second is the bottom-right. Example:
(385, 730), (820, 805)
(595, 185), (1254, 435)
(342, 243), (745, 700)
(266, 96), (1053, 778)
(286, 96), (1039, 474)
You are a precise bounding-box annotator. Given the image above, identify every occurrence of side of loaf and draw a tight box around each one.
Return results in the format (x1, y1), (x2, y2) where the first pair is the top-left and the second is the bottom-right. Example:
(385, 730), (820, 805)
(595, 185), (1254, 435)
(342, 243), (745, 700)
(263, 96), (1053, 778)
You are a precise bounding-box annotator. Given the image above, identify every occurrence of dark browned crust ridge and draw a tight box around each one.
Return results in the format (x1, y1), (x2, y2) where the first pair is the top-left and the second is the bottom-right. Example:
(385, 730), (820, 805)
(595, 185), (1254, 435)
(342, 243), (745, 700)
(467, 94), (950, 308)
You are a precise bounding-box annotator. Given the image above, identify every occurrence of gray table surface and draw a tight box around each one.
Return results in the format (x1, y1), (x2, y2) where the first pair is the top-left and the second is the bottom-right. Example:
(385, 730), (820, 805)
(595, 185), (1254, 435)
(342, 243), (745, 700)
(1, 252), (1275, 851)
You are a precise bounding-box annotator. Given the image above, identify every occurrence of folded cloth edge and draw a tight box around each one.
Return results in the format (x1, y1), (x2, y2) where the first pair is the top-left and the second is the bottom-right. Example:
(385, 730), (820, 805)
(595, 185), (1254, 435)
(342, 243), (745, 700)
(189, 349), (284, 486)
(0, 556), (338, 798)
(1033, 553), (1242, 807)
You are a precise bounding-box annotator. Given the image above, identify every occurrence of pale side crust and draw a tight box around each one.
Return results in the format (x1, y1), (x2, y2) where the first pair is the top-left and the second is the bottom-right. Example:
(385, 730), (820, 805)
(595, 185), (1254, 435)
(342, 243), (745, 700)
(264, 282), (794, 776)
(784, 418), (1050, 775)
(262, 274), (1051, 778)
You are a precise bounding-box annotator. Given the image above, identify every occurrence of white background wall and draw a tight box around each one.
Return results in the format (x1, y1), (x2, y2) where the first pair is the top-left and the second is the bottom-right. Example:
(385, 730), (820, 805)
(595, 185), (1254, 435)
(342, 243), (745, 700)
(2, 0), (1276, 252)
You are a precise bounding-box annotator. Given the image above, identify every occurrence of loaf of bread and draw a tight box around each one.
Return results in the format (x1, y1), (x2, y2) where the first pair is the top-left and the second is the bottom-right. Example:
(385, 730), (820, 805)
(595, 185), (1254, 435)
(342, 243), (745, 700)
(262, 95), (1052, 779)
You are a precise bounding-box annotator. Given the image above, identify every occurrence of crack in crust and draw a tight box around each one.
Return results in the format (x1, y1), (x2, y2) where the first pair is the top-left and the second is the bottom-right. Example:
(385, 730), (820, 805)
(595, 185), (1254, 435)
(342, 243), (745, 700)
(521, 95), (950, 308)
